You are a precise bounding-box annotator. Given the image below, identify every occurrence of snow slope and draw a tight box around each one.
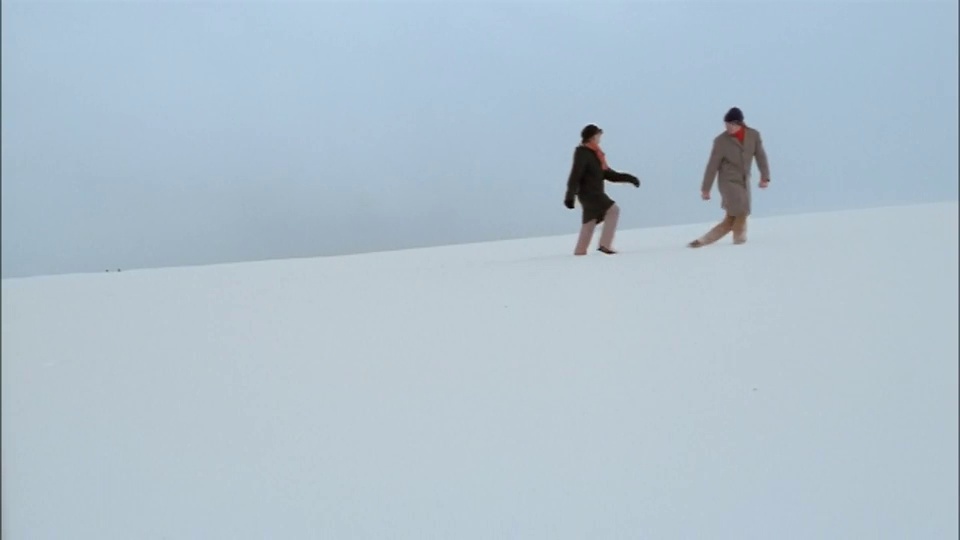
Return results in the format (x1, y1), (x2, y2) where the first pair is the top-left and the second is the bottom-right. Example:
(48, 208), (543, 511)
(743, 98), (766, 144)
(2, 201), (958, 539)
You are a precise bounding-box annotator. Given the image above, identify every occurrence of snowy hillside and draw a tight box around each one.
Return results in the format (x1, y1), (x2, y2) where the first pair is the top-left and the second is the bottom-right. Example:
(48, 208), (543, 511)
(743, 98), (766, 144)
(2, 201), (957, 539)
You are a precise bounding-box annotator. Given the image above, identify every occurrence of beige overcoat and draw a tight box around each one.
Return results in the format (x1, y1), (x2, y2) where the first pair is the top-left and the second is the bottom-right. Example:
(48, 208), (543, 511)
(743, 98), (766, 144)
(701, 126), (770, 217)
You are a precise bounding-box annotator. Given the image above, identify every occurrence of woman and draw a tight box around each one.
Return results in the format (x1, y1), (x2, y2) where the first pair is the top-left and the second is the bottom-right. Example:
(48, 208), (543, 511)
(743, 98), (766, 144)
(563, 124), (640, 255)
(689, 107), (771, 248)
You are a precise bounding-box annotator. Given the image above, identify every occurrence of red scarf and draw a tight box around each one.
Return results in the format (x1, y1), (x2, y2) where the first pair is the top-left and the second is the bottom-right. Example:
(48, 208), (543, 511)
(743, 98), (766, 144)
(583, 141), (609, 170)
(733, 124), (746, 143)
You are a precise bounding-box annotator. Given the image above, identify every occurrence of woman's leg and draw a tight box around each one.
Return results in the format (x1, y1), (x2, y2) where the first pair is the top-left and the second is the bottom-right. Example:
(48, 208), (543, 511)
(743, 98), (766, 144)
(575, 220), (597, 255)
(598, 203), (620, 251)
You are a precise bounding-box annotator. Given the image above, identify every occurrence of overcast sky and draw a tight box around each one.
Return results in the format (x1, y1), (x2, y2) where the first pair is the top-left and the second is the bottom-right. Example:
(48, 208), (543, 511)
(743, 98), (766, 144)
(2, 1), (957, 278)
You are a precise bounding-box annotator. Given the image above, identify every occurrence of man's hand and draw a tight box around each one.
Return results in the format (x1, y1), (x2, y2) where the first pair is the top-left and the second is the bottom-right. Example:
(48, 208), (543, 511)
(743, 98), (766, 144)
(564, 197), (575, 209)
(701, 190), (711, 200)
(759, 179), (770, 189)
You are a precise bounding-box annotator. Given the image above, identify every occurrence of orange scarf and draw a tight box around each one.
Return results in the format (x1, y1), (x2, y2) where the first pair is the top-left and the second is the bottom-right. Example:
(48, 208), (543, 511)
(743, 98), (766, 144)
(583, 141), (609, 170)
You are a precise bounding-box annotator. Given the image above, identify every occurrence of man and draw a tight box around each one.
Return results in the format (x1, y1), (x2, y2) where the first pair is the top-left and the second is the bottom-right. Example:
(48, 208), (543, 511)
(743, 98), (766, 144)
(689, 107), (771, 248)
(564, 124), (640, 255)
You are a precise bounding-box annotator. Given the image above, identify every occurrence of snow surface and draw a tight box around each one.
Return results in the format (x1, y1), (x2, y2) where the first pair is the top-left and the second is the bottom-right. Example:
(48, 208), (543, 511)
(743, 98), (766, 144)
(2, 201), (958, 539)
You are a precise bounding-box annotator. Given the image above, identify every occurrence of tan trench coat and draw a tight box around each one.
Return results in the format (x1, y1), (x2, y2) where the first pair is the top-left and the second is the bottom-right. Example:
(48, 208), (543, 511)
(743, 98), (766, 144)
(701, 126), (770, 217)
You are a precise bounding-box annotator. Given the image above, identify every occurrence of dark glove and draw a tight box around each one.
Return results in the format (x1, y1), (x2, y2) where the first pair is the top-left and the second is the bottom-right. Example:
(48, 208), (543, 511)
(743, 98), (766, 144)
(625, 174), (640, 187)
(564, 196), (575, 209)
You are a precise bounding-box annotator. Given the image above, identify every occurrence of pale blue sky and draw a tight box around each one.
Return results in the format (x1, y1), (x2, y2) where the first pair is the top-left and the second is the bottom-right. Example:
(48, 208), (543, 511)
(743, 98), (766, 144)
(2, 1), (957, 278)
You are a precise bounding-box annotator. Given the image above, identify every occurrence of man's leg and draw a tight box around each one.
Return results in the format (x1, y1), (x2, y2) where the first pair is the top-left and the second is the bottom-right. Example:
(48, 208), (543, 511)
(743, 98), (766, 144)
(732, 214), (748, 244)
(597, 204), (620, 252)
(574, 219), (598, 255)
(688, 214), (735, 247)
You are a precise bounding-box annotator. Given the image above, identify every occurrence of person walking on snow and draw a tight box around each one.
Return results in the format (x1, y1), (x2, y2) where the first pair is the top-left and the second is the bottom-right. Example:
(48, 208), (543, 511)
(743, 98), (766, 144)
(564, 124), (640, 255)
(689, 107), (771, 248)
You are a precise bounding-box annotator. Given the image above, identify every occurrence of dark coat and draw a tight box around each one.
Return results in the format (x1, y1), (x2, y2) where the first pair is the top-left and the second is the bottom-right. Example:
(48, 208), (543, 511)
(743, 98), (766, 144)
(564, 145), (637, 224)
(701, 126), (770, 217)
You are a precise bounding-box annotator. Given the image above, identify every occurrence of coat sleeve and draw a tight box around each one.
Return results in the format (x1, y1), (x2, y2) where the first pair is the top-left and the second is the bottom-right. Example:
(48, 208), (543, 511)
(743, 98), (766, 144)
(565, 149), (586, 200)
(755, 132), (771, 181)
(603, 168), (632, 183)
(701, 139), (722, 193)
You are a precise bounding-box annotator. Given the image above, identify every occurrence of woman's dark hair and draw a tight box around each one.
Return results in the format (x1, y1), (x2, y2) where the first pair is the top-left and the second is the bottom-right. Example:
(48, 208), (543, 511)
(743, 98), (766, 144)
(581, 124), (603, 142)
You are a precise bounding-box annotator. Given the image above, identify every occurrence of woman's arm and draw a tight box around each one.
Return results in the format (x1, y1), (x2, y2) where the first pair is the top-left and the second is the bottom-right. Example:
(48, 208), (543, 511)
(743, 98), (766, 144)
(604, 168), (640, 186)
(565, 148), (587, 201)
